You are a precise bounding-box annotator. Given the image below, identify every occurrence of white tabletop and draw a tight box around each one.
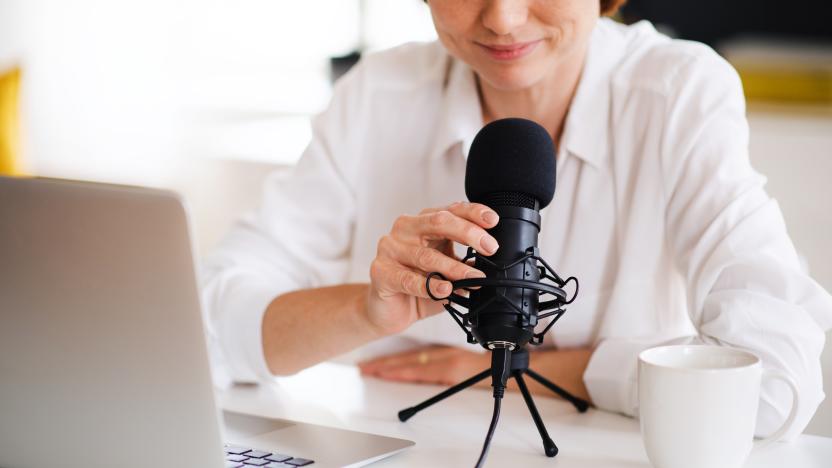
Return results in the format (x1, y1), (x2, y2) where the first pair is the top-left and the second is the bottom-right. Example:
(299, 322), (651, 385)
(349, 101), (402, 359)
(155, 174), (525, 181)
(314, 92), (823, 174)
(217, 362), (830, 468)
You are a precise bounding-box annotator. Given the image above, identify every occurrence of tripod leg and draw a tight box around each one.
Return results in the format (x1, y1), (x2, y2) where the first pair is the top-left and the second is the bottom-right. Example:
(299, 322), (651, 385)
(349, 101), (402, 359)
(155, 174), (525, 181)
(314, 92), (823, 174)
(398, 369), (491, 422)
(514, 371), (558, 457)
(525, 368), (590, 413)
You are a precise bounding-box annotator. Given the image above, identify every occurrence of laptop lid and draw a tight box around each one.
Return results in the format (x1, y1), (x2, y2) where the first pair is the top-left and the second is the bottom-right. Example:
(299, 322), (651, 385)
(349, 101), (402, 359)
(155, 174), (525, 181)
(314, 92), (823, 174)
(0, 176), (226, 468)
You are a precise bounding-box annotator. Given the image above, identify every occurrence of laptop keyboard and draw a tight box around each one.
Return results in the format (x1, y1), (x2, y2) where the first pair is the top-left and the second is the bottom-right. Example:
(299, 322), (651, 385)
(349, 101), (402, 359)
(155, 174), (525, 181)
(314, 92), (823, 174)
(224, 444), (314, 467)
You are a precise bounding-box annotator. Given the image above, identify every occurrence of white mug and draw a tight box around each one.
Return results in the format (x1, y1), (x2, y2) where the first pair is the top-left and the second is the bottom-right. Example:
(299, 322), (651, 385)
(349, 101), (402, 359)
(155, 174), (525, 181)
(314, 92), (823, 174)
(638, 345), (799, 468)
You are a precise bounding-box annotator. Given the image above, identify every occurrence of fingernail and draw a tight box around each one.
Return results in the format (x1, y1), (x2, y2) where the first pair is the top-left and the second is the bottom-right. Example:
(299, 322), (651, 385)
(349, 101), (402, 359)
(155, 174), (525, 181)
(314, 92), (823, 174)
(465, 270), (486, 279)
(480, 235), (499, 254)
(438, 282), (452, 295)
(482, 211), (498, 225)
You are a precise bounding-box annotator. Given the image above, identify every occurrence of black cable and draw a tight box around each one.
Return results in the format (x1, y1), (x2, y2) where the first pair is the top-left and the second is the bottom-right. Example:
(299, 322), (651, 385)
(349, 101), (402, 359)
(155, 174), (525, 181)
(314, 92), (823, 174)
(475, 347), (511, 468)
(474, 395), (502, 468)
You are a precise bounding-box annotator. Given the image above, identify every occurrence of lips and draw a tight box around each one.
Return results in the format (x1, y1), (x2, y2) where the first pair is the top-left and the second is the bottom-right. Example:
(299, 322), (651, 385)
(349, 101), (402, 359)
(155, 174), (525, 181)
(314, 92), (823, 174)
(477, 40), (541, 61)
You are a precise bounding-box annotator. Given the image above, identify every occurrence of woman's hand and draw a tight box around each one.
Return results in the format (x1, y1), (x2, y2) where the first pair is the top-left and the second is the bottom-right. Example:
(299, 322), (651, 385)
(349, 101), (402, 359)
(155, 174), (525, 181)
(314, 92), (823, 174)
(364, 202), (500, 336)
(359, 345), (595, 404)
(358, 345), (491, 386)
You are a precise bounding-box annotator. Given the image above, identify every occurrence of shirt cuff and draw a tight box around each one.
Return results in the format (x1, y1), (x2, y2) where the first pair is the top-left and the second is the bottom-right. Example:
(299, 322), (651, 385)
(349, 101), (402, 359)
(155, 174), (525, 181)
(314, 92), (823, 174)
(583, 337), (658, 417)
(214, 280), (280, 384)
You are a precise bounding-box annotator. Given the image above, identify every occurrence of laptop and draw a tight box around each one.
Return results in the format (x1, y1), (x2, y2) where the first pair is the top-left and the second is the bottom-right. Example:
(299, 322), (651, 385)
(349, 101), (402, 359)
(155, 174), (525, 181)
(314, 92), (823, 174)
(0, 176), (414, 468)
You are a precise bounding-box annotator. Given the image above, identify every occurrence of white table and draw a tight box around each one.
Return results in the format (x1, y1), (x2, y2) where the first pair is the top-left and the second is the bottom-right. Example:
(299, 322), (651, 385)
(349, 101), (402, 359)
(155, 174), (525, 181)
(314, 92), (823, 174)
(218, 362), (831, 468)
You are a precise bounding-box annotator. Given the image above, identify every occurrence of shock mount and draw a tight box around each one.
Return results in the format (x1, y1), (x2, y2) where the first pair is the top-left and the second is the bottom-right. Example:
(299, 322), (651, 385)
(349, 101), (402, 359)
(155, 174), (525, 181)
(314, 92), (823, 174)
(397, 246), (589, 459)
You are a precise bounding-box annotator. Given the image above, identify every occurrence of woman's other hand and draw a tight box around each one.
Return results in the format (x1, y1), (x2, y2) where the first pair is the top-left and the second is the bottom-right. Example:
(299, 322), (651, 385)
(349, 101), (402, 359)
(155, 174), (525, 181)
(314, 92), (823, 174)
(358, 345), (491, 386)
(365, 202), (500, 335)
(359, 345), (594, 403)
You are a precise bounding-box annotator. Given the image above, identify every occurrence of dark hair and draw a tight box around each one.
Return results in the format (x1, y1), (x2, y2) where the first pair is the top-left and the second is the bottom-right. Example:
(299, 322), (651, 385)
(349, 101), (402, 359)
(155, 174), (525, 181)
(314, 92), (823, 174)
(600, 0), (628, 15)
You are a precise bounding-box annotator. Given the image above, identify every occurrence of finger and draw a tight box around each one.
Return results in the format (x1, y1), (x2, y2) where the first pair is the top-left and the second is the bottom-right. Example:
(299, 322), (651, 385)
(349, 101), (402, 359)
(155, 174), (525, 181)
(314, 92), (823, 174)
(358, 345), (451, 374)
(420, 202), (499, 229)
(358, 350), (416, 374)
(396, 204), (499, 254)
(373, 365), (448, 384)
(417, 210), (500, 255)
(370, 259), (451, 299)
(371, 356), (474, 385)
(358, 346), (472, 376)
(395, 241), (485, 281)
(365, 356), (493, 388)
(369, 356), (460, 384)
(446, 202), (500, 228)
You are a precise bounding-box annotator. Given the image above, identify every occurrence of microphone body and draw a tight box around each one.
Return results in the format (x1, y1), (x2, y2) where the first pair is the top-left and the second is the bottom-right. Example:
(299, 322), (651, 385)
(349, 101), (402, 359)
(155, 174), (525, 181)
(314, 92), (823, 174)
(471, 203), (541, 349)
(463, 118), (558, 351)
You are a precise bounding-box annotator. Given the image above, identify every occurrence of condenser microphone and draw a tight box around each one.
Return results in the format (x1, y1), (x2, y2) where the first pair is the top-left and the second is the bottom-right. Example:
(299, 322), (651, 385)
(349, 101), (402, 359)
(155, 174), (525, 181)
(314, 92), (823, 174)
(412, 118), (585, 467)
(463, 117), (556, 351)
(423, 116), (574, 350)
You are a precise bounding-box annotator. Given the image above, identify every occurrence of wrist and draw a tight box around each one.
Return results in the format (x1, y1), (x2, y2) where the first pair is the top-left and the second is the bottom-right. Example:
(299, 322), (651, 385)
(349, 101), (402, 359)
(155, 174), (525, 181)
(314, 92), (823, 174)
(359, 285), (397, 339)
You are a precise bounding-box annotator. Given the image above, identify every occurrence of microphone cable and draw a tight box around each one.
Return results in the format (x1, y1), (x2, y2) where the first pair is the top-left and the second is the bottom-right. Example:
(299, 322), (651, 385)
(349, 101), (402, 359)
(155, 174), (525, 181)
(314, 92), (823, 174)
(475, 347), (512, 468)
(475, 397), (501, 468)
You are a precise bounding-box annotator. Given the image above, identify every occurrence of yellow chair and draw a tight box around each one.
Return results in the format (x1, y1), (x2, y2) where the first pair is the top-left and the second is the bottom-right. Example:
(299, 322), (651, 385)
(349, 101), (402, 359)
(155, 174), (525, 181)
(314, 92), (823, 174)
(0, 66), (23, 176)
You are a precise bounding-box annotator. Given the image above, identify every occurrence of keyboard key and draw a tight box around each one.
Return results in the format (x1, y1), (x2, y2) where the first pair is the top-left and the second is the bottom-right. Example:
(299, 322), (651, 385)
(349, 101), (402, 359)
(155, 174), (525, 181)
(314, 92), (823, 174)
(265, 463), (294, 468)
(226, 445), (252, 455)
(265, 454), (292, 462)
(227, 454), (248, 462)
(243, 459), (271, 466)
(226, 462), (244, 468)
(286, 458), (314, 466)
(246, 450), (272, 458)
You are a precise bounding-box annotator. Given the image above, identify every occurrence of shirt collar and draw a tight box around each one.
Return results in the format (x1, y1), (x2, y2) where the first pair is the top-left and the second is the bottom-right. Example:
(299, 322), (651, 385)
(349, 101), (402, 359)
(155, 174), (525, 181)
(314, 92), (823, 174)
(560, 18), (620, 169)
(428, 56), (484, 162)
(429, 18), (621, 170)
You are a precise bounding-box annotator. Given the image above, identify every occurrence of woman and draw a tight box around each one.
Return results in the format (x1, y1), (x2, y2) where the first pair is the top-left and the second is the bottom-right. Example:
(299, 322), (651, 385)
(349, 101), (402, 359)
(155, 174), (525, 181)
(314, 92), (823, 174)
(201, 0), (832, 438)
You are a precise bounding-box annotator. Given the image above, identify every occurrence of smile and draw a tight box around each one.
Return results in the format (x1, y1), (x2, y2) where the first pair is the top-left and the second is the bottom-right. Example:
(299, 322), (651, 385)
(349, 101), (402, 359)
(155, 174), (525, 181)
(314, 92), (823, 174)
(476, 40), (542, 61)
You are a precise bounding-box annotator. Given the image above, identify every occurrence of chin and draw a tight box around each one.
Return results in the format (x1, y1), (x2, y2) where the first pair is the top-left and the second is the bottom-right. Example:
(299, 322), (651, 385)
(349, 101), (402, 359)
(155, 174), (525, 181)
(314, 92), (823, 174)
(476, 63), (545, 92)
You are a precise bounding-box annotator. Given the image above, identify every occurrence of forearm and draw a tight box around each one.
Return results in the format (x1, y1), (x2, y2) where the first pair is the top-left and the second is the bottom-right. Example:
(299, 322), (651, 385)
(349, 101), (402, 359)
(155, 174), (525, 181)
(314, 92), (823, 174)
(262, 283), (382, 375)
(525, 348), (593, 404)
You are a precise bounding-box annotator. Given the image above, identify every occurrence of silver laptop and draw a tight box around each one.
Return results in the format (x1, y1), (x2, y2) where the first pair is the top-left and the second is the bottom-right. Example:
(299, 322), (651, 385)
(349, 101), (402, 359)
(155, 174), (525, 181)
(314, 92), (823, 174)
(0, 176), (414, 468)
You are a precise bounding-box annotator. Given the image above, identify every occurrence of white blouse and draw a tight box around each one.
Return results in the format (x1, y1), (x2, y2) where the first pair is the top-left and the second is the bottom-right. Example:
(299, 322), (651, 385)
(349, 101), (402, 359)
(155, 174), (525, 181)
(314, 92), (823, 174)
(200, 18), (832, 438)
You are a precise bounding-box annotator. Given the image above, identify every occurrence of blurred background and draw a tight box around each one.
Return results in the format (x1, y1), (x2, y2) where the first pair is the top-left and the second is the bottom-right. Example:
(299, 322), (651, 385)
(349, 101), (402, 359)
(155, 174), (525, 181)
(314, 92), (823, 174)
(1, 0), (830, 435)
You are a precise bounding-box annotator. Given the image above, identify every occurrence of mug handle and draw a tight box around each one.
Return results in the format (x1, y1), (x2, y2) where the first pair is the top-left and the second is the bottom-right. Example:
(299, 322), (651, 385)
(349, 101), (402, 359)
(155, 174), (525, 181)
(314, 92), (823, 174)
(753, 369), (800, 449)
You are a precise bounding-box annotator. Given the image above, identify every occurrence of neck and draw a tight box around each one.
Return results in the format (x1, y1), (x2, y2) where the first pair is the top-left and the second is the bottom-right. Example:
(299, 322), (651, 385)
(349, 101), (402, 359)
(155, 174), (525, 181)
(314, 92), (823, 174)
(477, 43), (588, 148)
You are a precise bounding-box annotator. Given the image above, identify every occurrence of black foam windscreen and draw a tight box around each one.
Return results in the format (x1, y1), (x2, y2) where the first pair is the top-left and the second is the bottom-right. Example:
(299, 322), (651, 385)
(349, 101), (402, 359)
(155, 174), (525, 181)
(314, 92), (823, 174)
(465, 118), (556, 209)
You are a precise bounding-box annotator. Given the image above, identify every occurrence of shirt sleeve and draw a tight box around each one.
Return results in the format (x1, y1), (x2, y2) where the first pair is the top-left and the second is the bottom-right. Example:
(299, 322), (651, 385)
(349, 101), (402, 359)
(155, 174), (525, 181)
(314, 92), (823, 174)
(198, 68), (365, 385)
(584, 50), (832, 438)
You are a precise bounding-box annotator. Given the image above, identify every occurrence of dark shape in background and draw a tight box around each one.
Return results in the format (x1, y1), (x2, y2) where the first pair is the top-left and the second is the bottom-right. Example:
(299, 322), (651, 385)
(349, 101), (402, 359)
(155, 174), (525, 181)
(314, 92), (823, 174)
(620, 0), (831, 48)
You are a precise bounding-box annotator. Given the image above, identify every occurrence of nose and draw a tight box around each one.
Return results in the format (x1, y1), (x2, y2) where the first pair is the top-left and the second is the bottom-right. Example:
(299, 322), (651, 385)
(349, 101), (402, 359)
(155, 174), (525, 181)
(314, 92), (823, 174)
(481, 0), (529, 36)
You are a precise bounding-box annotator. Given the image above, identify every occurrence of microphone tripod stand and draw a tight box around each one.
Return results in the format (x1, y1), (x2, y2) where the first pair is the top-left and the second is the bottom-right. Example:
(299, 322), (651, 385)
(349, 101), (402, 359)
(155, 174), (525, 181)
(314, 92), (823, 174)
(406, 246), (587, 463)
(397, 346), (589, 458)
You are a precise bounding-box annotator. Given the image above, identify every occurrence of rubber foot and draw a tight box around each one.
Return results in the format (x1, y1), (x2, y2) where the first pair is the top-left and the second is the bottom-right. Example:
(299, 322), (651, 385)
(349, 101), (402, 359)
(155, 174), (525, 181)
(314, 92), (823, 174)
(398, 407), (417, 422)
(544, 438), (558, 457)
